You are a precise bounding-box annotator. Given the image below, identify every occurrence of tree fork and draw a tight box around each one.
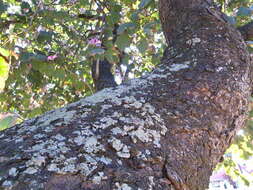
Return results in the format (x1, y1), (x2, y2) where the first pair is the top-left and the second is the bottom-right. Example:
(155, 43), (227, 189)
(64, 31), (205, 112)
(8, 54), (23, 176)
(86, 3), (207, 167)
(0, 0), (252, 190)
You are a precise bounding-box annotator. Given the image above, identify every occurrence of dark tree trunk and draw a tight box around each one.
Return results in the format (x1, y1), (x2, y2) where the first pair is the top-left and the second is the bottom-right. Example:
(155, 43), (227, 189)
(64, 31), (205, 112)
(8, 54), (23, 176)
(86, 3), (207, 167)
(92, 59), (117, 92)
(0, 0), (252, 190)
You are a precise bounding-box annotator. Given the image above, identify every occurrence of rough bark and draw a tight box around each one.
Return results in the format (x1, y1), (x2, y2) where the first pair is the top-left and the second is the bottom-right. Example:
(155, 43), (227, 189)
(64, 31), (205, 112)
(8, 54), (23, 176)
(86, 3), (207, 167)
(0, 0), (252, 190)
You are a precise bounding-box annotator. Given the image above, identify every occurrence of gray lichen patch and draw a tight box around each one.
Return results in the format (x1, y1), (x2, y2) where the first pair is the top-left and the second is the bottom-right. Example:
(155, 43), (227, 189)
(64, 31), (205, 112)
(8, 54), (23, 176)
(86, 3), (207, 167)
(8, 168), (18, 177)
(78, 162), (97, 176)
(129, 101), (142, 109)
(37, 108), (76, 127)
(109, 138), (131, 158)
(116, 145), (131, 158)
(53, 134), (66, 141)
(26, 155), (46, 167)
(15, 107), (76, 137)
(48, 162), (77, 174)
(73, 133), (105, 154)
(147, 73), (169, 80)
(115, 182), (133, 190)
(24, 167), (38, 174)
(47, 163), (60, 173)
(100, 117), (118, 129)
(108, 102), (167, 149)
(43, 148), (113, 176)
(60, 163), (78, 173)
(92, 172), (107, 184)
(142, 103), (155, 115)
(186, 37), (201, 46)
(119, 116), (144, 126)
(100, 104), (113, 113)
(129, 126), (162, 147)
(111, 127), (127, 136)
(74, 73), (152, 109)
(169, 62), (190, 72)
(83, 136), (104, 153)
(111, 138), (124, 151)
(28, 139), (70, 156)
(74, 135), (88, 146)
(33, 133), (46, 140)
(148, 176), (155, 189)
(2, 180), (13, 188)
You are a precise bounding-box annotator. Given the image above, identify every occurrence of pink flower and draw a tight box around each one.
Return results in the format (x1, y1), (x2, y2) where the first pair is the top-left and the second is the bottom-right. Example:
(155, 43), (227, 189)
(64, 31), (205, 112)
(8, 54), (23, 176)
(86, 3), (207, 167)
(88, 37), (102, 47)
(23, 8), (30, 13)
(47, 55), (58, 61)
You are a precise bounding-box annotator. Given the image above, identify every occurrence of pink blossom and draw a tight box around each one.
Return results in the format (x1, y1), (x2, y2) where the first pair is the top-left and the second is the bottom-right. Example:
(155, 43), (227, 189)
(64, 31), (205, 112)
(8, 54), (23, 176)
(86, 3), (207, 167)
(23, 8), (30, 13)
(88, 37), (102, 47)
(47, 55), (58, 61)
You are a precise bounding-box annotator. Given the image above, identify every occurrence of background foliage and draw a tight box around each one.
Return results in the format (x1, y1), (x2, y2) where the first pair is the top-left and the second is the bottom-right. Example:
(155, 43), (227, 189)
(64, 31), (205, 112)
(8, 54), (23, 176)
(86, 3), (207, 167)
(0, 0), (164, 119)
(0, 0), (253, 186)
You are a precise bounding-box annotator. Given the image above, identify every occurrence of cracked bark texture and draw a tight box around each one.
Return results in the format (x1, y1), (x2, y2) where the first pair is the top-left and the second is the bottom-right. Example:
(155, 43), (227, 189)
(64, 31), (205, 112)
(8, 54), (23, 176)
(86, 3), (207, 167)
(0, 0), (252, 190)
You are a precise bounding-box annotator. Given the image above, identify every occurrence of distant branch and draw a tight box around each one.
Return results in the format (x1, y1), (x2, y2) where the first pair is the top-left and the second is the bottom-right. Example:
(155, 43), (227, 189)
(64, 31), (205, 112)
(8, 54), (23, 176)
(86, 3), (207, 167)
(77, 14), (103, 20)
(0, 20), (22, 29)
(238, 21), (253, 41)
(0, 52), (9, 63)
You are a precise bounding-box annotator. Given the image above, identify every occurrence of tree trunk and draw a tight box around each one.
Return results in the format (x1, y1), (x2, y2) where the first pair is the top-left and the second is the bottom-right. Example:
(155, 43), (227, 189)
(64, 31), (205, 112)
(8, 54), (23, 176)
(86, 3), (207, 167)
(0, 0), (252, 190)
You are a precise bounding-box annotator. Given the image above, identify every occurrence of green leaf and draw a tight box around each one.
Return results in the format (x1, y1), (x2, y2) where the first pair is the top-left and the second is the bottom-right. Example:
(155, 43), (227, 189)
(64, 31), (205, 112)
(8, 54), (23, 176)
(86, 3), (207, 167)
(117, 23), (136, 34)
(131, 10), (140, 21)
(152, 54), (160, 65)
(108, 16), (120, 26)
(105, 49), (119, 64)
(0, 8), (5, 16)
(29, 107), (43, 118)
(106, 10), (121, 25)
(74, 81), (85, 90)
(59, 0), (68, 3)
(121, 54), (130, 65)
(53, 69), (66, 80)
(143, 22), (156, 35)
(0, 115), (16, 131)
(0, 0), (6, 15)
(20, 52), (47, 63)
(123, 0), (133, 5)
(80, 0), (89, 5)
(138, 0), (152, 9)
(0, 48), (9, 92)
(27, 70), (44, 88)
(21, 2), (30, 9)
(224, 15), (236, 25)
(113, 4), (122, 12)
(237, 7), (252, 16)
(115, 33), (131, 51)
(20, 52), (33, 62)
(0, 47), (10, 57)
(89, 48), (105, 56)
(37, 31), (54, 43)
(137, 38), (148, 54)
(32, 62), (55, 77)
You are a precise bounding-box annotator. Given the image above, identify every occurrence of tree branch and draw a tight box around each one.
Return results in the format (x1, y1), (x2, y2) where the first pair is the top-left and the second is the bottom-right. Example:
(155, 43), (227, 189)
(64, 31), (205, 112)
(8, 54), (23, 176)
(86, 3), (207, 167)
(238, 21), (253, 41)
(77, 14), (103, 20)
